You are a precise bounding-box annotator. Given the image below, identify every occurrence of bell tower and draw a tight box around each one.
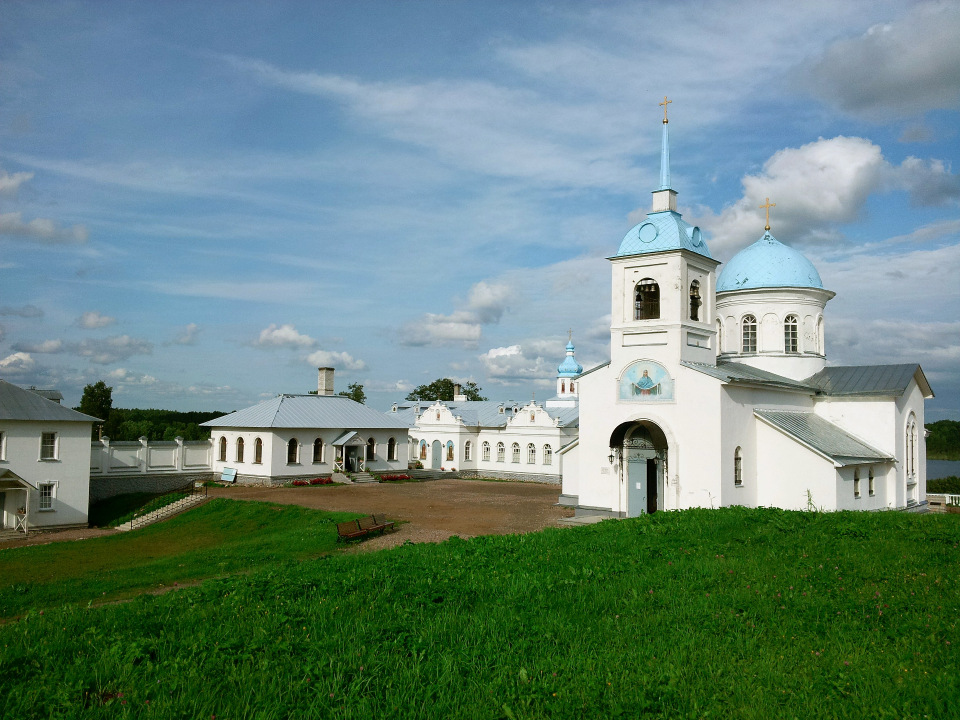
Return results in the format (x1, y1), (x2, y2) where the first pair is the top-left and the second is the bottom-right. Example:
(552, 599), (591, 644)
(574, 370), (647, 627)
(609, 98), (720, 371)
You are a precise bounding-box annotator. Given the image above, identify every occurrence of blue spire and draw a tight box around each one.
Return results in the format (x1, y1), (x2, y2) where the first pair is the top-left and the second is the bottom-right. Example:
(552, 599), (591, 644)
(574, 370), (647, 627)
(659, 115), (671, 190)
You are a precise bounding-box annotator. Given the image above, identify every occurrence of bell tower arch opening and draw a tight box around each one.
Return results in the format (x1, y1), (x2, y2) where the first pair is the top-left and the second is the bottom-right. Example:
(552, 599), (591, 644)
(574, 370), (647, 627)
(610, 420), (668, 516)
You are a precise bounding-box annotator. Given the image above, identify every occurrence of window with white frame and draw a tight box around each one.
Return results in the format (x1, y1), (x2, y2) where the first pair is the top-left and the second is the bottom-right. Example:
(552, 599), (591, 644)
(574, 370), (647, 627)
(511, 443), (521, 463)
(741, 315), (757, 353)
(734, 447), (742, 486)
(313, 437), (324, 463)
(287, 438), (299, 464)
(784, 315), (799, 353)
(869, 467), (875, 497)
(634, 279), (660, 320)
(39, 482), (55, 511)
(0, 430), (5, 461)
(219, 436), (227, 462)
(496, 443), (505, 462)
(40, 432), (58, 461)
(464, 441), (472, 461)
(482, 442), (490, 461)
(388, 437), (397, 461)
(543, 445), (552, 466)
(366, 438), (376, 461)
(236, 437), (244, 463)
(254, 437), (263, 464)
(854, 468), (861, 498)
(689, 280), (701, 321)
(527, 443), (536, 464)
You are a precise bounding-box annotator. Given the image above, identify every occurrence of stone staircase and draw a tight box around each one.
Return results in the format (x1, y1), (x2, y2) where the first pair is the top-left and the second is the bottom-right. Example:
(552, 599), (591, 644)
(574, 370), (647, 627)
(350, 472), (379, 484)
(116, 493), (208, 532)
(406, 468), (450, 481)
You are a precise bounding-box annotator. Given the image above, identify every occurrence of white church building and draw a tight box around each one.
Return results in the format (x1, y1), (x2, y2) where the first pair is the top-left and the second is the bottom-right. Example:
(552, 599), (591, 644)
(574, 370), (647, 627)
(560, 105), (932, 517)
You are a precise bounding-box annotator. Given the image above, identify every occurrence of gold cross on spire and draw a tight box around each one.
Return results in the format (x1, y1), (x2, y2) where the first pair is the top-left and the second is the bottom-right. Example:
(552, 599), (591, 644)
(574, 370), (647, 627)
(568, 328), (573, 341)
(659, 95), (672, 124)
(759, 197), (776, 231)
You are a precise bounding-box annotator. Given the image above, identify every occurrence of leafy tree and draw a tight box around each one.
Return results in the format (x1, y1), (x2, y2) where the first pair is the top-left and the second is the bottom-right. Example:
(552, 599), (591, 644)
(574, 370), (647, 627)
(926, 420), (960, 460)
(406, 378), (486, 402)
(338, 382), (366, 404)
(78, 381), (113, 438)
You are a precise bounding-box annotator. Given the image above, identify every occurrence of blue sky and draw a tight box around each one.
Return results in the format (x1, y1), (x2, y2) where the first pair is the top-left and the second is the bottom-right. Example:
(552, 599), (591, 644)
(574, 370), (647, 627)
(1, 0), (959, 420)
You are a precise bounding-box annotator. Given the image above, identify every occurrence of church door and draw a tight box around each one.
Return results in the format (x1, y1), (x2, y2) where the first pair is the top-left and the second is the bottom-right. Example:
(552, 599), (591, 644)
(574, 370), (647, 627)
(626, 448), (655, 517)
(431, 440), (442, 469)
(647, 459), (658, 514)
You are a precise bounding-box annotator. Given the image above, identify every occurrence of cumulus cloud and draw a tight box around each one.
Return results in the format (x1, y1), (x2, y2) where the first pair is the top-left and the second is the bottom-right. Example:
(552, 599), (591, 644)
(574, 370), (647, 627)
(171, 323), (200, 346)
(13, 339), (64, 354)
(0, 168), (34, 196)
(0, 211), (89, 244)
(76, 311), (116, 329)
(15, 335), (154, 364)
(401, 281), (512, 348)
(0, 352), (35, 374)
(0, 304), (43, 318)
(254, 323), (317, 349)
(691, 136), (960, 255)
(478, 341), (558, 386)
(305, 349), (367, 371)
(799, 2), (960, 119)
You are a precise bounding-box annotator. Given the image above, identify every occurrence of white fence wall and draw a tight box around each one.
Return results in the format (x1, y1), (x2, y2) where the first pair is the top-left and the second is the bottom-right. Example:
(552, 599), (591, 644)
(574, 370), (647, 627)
(90, 436), (212, 476)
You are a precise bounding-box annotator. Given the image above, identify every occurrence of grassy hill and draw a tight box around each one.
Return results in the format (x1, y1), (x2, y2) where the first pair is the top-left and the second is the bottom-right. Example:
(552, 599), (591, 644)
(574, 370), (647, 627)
(1, 503), (958, 718)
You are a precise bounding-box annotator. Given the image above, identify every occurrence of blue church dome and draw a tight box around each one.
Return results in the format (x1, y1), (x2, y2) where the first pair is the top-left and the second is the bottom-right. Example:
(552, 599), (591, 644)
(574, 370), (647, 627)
(615, 211), (713, 260)
(557, 340), (583, 377)
(717, 231), (823, 292)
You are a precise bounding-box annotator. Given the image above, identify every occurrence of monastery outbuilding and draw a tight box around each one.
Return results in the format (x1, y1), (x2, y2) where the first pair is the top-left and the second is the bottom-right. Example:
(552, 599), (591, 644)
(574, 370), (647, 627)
(560, 102), (932, 517)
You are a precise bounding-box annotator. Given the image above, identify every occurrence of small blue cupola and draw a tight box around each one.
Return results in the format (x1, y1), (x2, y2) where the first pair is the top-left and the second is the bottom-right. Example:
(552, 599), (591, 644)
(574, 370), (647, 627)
(556, 336), (582, 399)
(613, 97), (712, 261)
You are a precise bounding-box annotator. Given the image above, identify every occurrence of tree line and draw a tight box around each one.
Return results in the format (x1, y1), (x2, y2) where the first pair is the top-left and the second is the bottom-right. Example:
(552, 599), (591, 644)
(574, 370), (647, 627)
(926, 419), (960, 460)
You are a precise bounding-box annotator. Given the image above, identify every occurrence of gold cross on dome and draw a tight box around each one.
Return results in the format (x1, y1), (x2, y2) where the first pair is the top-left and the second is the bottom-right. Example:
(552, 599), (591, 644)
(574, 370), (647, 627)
(659, 95), (672, 123)
(568, 328), (573, 341)
(759, 197), (776, 231)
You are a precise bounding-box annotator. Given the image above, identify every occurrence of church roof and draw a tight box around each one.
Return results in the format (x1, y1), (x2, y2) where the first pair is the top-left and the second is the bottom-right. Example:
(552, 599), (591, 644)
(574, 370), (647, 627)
(681, 360), (813, 391)
(0, 379), (98, 422)
(754, 410), (894, 466)
(390, 400), (579, 429)
(716, 231), (823, 292)
(557, 340), (583, 377)
(614, 211), (713, 260)
(804, 364), (933, 399)
(201, 394), (408, 430)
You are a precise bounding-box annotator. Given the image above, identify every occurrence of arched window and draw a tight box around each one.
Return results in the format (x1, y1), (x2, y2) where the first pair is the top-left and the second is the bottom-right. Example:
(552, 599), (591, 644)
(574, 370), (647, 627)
(511, 443), (521, 463)
(313, 437), (324, 463)
(236, 437), (244, 463)
(689, 280), (701, 321)
(366, 437), (376, 461)
(569, 381), (575, 393)
(560, 379), (566, 393)
(784, 315), (799, 353)
(387, 437), (397, 461)
(634, 278), (660, 320)
(527, 443), (536, 464)
(734, 447), (742, 486)
(482, 442), (491, 461)
(817, 317), (824, 355)
(287, 438), (298, 464)
(496, 442), (505, 462)
(446, 441), (454, 461)
(717, 318), (724, 353)
(869, 467), (875, 497)
(854, 468), (861, 498)
(906, 414), (918, 478)
(254, 437), (263, 464)
(741, 315), (757, 353)
(218, 436), (227, 462)
(543, 445), (553, 466)
(464, 441), (472, 461)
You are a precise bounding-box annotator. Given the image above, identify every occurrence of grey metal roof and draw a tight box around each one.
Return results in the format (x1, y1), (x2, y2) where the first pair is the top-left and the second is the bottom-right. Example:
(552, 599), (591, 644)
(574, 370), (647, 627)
(201, 394), (409, 430)
(804, 364), (933, 398)
(0, 380), (98, 422)
(29, 388), (64, 403)
(576, 361), (611, 379)
(754, 410), (893, 466)
(389, 399), (579, 429)
(681, 360), (815, 391)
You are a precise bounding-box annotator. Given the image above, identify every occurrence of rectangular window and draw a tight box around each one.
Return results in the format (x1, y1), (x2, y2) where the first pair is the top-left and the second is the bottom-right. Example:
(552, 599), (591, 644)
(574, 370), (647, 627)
(854, 471), (861, 499)
(869, 469), (875, 497)
(39, 483), (55, 511)
(0, 430), (5, 460)
(40, 432), (57, 460)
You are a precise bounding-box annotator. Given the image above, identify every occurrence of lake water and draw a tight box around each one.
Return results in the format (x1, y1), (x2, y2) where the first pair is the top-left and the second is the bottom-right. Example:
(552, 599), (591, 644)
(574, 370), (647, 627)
(928, 460), (960, 480)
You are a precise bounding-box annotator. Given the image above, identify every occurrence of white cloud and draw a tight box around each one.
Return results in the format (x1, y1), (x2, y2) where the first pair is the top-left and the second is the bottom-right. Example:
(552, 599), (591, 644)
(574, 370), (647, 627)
(0, 211), (89, 244)
(0, 168), (34, 196)
(690, 136), (960, 256)
(479, 341), (557, 386)
(305, 349), (367, 371)
(77, 335), (153, 365)
(13, 339), (64, 354)
(76, 311), (116, 329)
(0, 304), (43, 318)
(254, 323), (317, 349)
(467, 281), (512, 324)
(0, 352), (35, 374)
(171, 323), (200, 346)
(799, 2), (960, 119)
(401, 281), (512, 348)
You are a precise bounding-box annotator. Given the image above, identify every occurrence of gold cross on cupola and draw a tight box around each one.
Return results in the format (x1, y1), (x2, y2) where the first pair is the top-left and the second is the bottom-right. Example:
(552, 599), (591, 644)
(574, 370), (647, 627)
(759, 197), (776, 231)
(659, 95), (672, 124)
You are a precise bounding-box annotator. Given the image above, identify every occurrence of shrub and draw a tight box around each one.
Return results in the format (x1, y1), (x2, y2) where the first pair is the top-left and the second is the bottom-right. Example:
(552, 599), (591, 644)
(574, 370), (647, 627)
(380, 474), (412, 482)
(291, 480), (310, 487)
(309, 477), (332, 485)
(928, 476), (960, 494)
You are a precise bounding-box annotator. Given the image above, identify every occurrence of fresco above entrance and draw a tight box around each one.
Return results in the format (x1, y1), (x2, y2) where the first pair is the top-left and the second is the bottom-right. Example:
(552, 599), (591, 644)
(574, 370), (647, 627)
(618, 360), (674, 401)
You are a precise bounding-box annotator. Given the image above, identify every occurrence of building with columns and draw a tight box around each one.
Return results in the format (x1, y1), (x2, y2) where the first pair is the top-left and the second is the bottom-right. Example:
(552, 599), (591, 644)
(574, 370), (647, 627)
(561, 104), (932, 517)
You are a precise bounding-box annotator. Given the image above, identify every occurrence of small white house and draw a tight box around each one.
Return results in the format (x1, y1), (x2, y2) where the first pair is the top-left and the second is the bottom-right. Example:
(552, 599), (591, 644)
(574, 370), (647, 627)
(0, 379), (97, 531)
(202, 368), (410, 484)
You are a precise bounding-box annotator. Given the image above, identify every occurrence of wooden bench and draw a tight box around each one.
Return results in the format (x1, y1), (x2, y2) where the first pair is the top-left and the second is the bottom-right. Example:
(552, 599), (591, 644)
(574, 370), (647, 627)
(336, 514), (395, 542)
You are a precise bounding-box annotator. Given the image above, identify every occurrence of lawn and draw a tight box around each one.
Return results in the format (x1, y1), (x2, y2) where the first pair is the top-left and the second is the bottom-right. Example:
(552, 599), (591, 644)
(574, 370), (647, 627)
(0, 499), (358, 617)
(1, 505), (958, 718)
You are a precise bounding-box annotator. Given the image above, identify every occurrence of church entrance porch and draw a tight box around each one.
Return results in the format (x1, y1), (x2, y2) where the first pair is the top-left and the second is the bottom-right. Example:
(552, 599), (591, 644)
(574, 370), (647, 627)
(611, 422), (667, 517)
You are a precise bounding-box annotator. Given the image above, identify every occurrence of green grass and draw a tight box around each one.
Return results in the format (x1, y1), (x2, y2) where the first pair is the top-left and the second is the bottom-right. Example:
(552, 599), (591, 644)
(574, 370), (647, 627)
(0, 499), (358, 616)
(87, 492), (160, 527)
(1, 506), (959, 718)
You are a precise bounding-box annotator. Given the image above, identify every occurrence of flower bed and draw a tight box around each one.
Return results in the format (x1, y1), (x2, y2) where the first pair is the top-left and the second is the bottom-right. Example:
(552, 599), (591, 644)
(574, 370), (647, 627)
(379, 474), (412, 482)
(291, 477), (333, 487)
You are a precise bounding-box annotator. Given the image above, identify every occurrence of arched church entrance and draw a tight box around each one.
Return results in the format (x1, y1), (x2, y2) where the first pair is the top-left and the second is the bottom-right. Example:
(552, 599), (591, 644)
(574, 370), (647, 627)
(610, 421), (668, 517)
(431, 440), (443, 470)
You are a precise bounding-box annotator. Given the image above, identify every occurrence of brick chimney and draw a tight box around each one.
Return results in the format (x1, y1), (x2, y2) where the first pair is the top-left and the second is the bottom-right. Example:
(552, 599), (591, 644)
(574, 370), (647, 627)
(453, 383), (467, 402)
(317, 367), (335, 396)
